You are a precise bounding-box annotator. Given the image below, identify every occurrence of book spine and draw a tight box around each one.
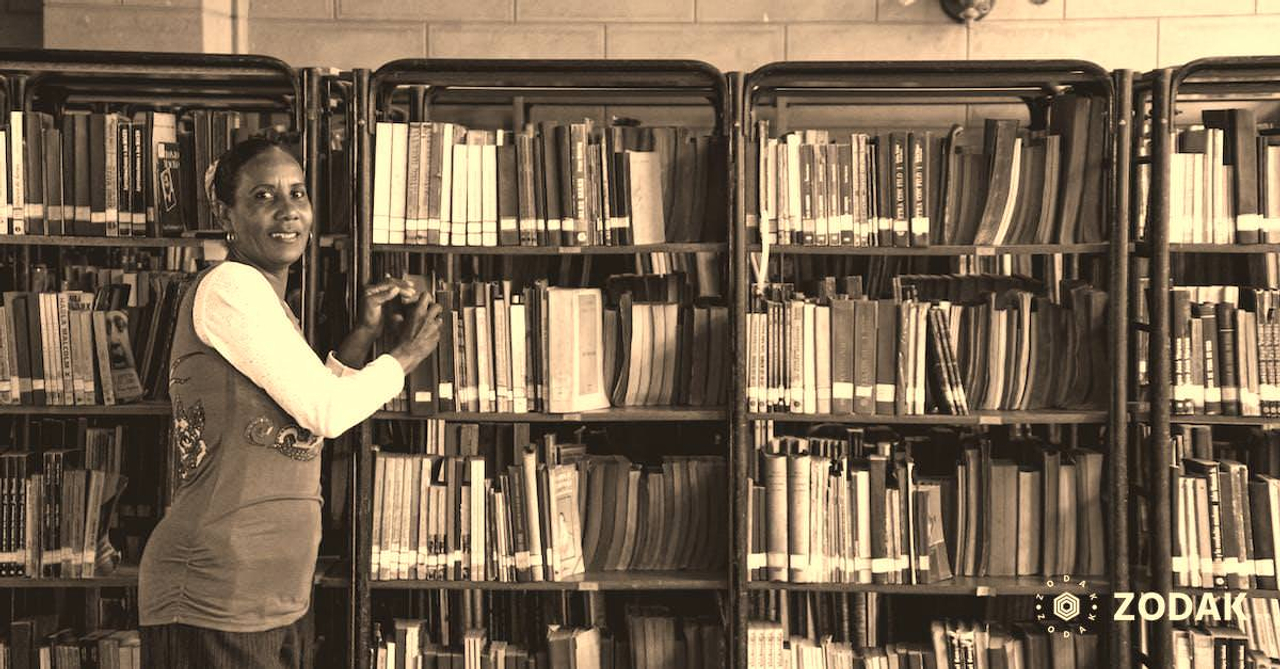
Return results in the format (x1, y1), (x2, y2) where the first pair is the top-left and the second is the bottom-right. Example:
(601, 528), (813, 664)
(9, 112), (25, 234)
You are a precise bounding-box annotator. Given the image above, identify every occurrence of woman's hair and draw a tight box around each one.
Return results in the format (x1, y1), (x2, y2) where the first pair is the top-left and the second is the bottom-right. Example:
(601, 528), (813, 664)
(209, 136), (299, 206)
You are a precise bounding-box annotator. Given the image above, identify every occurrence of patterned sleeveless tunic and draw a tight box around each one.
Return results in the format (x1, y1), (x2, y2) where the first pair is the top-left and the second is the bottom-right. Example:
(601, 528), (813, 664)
(139, 265), (324, 632)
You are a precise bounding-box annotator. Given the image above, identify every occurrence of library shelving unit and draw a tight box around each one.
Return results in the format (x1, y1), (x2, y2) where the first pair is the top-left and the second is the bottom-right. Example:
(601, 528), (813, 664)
(1136, 56), (1280, 669)
(737, 60), (1129, 669)
(351, 59), (732, 669)
(0, 46), (338, 638)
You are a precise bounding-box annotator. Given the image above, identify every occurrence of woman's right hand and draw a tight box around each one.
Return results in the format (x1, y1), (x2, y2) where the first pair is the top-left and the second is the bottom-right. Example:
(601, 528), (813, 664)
(390, 296), (443, 373)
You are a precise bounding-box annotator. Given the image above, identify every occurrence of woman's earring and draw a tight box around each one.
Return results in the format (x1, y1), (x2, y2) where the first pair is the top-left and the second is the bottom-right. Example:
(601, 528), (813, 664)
(226, 231), (237, 244)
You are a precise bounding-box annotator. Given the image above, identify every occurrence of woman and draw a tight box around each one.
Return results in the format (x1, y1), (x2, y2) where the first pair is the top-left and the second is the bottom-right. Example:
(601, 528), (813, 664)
(139, 137), (440, 668)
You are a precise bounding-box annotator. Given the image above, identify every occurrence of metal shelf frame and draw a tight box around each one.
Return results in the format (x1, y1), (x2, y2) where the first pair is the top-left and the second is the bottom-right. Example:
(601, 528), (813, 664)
(1136, 55), (1280, 669)
(739, 59), (1129, 669)
(352, 59), (733, 669)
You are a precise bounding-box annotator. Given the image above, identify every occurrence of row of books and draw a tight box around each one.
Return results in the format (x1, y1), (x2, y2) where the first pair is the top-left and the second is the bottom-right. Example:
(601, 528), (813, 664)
(1171, 285), (1280, 417)
(0, 294), (143, 408)
(387, 276), (729, 416)
(1167, 108), (1280, 245)
(748, 95), (1107, 247)
(371, 442), (727, 581)
(747, 432), (1105, 584)
(747, 620), (1098, 669)
(375, 613), (723, 669)
(0, 620), (139, 669)
(1169, 449), (1280, 591)
(746, 275), (1108, 415)
(1172, 626), (1275, 669)
(371, 121), (726, 247)
(0, 449), (126, 579)
(0, 109), (254, 238)
(1235, 598), (1280, 666)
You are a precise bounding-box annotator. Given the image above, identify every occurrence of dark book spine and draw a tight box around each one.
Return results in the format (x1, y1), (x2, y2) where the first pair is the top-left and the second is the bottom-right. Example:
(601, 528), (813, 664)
(1219, 303), (1241, 415)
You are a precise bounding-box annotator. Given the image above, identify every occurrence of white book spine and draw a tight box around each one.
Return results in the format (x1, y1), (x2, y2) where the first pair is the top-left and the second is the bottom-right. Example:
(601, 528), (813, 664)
(9, 112), (25, 234)
(438, 123), (455, 247)
(467, 144), (483, 247)
(388, 123), (409, 245)
(372, 122), (394, 245)
(452, 144), (469, 246)
(0, 130), (9, 231)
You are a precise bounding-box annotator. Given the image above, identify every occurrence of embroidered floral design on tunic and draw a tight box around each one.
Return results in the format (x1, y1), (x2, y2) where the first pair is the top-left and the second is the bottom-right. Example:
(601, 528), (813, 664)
(244, 416), (321, 461)
(173, 399), (209, 484)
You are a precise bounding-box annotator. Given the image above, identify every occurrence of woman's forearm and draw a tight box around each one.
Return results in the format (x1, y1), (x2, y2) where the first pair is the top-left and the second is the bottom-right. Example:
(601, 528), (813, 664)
(335, 324), (378, 368)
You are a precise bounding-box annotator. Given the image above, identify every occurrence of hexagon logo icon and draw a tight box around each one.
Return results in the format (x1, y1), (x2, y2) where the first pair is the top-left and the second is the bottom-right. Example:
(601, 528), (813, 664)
(1053, 592), (1081, 622)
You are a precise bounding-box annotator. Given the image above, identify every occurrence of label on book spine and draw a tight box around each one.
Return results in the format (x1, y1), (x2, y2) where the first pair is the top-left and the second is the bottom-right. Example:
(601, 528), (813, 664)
(874, 384), (894, 403)
(833, 381), (854, 400)
(1257, 559), (1276, 577)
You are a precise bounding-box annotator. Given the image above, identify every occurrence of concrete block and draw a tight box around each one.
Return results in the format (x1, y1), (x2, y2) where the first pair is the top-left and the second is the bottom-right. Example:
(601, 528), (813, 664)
(249, 18), (425, 69)
(969, 19), (1157, 71)
(786, 22), (966, 61)
(340, 0), (509, 22)
(699, 0), (872, 23)
(251, 0), (333, 20)
(0, 11), (41, 48)
(606, 24), (783, 73)
(520, 0), (690, 22)
(1067, 0), (1251, 18)
(122, 0), (205, 8)
(877, 0), (1062, 21)
(1159, 15), (1280, 67)
(45, 6), (215, 51)
(430, 23), (603, 58)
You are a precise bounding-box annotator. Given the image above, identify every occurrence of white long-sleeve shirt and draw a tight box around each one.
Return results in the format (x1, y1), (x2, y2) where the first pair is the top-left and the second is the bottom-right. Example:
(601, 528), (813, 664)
(192, 261), (403, 438)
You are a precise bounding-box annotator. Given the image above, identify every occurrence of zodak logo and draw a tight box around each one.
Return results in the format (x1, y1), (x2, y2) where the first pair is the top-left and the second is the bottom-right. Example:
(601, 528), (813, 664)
(1113, 591), (1249, 623)
(1035, 575), (1100, 637)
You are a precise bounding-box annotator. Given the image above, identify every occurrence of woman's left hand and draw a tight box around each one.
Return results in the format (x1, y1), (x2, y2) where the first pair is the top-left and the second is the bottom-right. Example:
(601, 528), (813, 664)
(358, 278), (414, 334)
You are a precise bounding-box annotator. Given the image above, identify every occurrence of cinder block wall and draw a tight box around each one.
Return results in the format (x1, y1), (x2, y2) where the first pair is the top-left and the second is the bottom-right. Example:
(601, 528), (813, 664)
(244, 0), (1280, 72)
(30, 0), (1280, 73)
(3, 0), (42, 49)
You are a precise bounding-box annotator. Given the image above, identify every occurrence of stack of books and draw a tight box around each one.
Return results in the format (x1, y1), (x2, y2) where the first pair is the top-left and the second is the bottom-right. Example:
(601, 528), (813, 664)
(747, 620), (1099, 669)
(372, 435), (727, 582)
(384, 275), (729, 416)
(371, 120), (727, 247)
(746, 275), (1108, 416)
(748, 95), (1107, 247)
(747, 431), (1105, 584)
(2, 109), (261, 237)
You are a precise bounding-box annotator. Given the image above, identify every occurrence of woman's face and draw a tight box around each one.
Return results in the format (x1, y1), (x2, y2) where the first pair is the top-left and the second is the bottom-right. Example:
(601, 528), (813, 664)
(221, 148), (312, 272)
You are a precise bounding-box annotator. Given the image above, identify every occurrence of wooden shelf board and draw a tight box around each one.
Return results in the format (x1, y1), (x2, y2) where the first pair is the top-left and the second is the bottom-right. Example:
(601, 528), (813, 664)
(374, 242), (727, 256)
(1169, 414), (1280, 426)
(747, 243), (1110, 256)
(0, 561), (354, 589)
(746, 410), (1107, 425)
(0, 564), (140, 588)
(375, 407), (728, 422)
(370, 570), (726, 591)
(0, 403), (171, 416)
(747, 575), (1109, 596)
(0, 234), (213, 248)
(1169, 243), (1280, 254)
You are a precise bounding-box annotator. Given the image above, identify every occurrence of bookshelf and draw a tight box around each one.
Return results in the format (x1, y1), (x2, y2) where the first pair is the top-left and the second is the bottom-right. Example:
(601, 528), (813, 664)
(351, 59), (733, 669)
(1137, 56), (1280, 669)
(737, 60), (1130, 669)
(0, 48), (334, 657)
